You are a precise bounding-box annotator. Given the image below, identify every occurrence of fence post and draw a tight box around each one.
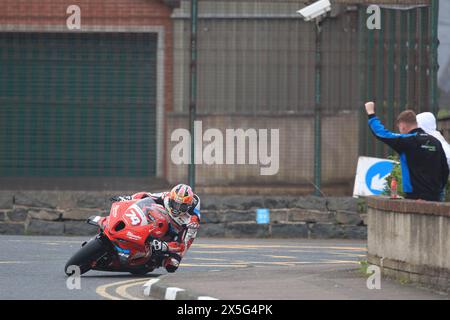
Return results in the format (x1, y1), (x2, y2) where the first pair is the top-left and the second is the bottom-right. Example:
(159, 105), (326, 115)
(429, 0), (439, 115)
(399, 10), (407, 112)
(376, 8), (384, 158)
(386, 9), (395, 157)
(358, 5), (367, 157)
(314, 20), (322, 196)
(417, 8), (425, 113)
(366, 10), (374, 157)
(189, 0), (198, 190)
(406, 9), (417, 109)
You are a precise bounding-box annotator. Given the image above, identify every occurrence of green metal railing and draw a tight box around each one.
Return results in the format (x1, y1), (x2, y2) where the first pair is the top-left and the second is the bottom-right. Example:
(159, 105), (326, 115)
(358, 4), (439, 159)
(189, 0), (199, 190)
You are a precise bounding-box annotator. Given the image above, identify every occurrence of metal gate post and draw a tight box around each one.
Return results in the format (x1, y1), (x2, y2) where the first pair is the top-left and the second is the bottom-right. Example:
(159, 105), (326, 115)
(189, 0), (198, 190)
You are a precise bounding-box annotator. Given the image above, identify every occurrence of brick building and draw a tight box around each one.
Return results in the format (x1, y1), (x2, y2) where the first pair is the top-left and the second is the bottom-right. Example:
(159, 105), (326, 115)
(0, 0), (177, 190)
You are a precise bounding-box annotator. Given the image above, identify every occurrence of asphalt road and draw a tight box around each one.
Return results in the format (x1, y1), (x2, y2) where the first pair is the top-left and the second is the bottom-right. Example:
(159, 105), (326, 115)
(0, 235), (447, 300)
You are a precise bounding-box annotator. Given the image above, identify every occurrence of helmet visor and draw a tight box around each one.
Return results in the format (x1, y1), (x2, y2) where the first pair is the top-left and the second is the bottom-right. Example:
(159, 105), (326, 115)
(169, 199), (190, 215)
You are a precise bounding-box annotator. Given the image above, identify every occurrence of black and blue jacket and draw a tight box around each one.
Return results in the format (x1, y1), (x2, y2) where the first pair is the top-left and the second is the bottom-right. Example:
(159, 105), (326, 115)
(368, 114), (449, 201)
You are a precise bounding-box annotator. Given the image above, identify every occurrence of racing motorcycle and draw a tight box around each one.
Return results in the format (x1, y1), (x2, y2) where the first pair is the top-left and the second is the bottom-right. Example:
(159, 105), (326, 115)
(64, 197), (183, 276)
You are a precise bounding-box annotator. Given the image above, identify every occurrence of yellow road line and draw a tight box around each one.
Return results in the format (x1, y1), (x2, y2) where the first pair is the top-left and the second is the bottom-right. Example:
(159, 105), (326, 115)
(96, 278), (149, 300)
(189, 250), (249, 254)
(180, 263), (249, 268)
(180, 260), (360, 268)
(242, 260), (360, 266)
(324, 252), (367, 258)
(189, 257), (228, 262)
(192, 244), (262, 249)
(263, 255), (297, 259)
(319, 260), (360, 264)
(115, 280), (149, 300)
(245, 261), (314, 266)
(192, 244), (367, 251)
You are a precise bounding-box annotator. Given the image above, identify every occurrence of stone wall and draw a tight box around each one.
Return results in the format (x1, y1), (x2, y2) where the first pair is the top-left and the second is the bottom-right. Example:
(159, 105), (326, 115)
(0, 191), (367, 239)
(367, 197), (450, 293)
(199, 195), (367, 239)
(0, 191), (112, 236)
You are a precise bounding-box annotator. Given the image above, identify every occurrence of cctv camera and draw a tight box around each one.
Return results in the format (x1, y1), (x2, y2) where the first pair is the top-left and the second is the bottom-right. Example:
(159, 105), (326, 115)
(297, 0), (332, 21)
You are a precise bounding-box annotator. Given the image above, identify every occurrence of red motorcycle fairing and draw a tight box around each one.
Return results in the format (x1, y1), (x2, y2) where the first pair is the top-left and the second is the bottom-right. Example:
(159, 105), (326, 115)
(99, 198), (169, 267)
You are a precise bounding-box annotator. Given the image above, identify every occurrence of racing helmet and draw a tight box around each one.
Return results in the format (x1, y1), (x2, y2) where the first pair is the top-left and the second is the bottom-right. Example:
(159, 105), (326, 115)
(165, 184), (194, 220)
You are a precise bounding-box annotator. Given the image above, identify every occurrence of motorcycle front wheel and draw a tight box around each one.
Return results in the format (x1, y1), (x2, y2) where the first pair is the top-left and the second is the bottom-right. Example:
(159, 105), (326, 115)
(64, 236), (109, 276)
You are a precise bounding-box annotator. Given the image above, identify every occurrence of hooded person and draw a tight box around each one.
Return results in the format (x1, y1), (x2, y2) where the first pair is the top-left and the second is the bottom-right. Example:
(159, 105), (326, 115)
(416, 112), (450, 170)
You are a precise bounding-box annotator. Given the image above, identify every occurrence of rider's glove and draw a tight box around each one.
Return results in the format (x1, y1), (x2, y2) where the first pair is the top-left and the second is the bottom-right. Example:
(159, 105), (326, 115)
(185, 221), (200, 239)
(186, 221), (200, 230)
(151, 239), (168, 253)
(110, 195), (132, 202)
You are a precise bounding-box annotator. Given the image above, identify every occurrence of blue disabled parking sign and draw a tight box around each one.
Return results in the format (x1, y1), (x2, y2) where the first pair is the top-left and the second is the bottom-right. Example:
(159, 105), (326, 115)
(256, 208), (270, 224)
(353, 157), (397, 197)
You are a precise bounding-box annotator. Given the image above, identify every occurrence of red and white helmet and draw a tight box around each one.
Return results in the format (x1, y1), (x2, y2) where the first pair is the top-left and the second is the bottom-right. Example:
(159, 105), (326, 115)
(164, 184), (194, 223)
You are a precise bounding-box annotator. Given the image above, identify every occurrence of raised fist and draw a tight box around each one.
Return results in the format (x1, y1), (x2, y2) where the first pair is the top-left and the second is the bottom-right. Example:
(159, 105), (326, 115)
(365, 101), (375, 115)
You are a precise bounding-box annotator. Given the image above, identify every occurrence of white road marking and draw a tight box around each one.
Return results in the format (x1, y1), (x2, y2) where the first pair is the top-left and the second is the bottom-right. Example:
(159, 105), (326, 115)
(143, 278), (160, 297)
(198, 296), (218, 300)
(165, 287), (185, 300)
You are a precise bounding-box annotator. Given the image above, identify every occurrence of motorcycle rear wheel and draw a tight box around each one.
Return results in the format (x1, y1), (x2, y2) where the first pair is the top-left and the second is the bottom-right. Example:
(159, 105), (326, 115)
(65, 237), (108, 276)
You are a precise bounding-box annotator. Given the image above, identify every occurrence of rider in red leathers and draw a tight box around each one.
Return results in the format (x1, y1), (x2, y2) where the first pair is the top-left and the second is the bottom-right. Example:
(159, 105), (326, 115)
(111, 184), (200, 273)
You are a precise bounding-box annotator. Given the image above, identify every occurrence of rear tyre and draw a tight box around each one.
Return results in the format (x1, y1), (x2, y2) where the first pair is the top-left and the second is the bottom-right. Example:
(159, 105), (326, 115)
(64, 237), (108, 276)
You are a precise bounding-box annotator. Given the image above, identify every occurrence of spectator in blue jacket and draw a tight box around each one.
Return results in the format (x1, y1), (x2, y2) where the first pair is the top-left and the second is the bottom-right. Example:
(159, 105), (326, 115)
(365, 102), (449, 202)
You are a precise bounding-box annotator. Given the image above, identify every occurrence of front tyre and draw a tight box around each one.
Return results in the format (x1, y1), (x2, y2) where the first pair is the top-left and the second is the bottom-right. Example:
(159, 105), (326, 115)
(64, 237), (108, 276)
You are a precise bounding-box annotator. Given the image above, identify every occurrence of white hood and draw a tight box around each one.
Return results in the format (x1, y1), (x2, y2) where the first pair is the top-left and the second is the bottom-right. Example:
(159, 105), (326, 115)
(417, 112), (437, 132)
(417, 112), (450, 170)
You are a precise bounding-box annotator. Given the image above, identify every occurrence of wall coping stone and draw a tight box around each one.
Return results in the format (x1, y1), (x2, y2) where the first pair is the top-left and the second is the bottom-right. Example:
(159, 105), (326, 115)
(367, 196), (450, 217)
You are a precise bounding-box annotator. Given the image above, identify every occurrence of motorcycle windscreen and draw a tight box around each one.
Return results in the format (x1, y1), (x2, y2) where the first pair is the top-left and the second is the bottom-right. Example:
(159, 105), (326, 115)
(123, 198), (155, 227)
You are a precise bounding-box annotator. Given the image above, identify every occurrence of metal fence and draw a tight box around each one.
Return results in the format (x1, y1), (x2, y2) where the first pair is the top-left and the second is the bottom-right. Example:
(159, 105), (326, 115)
(172, 0), (438, 194)
(0, 0), (440, 195)
(358, 2), (439, 159)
